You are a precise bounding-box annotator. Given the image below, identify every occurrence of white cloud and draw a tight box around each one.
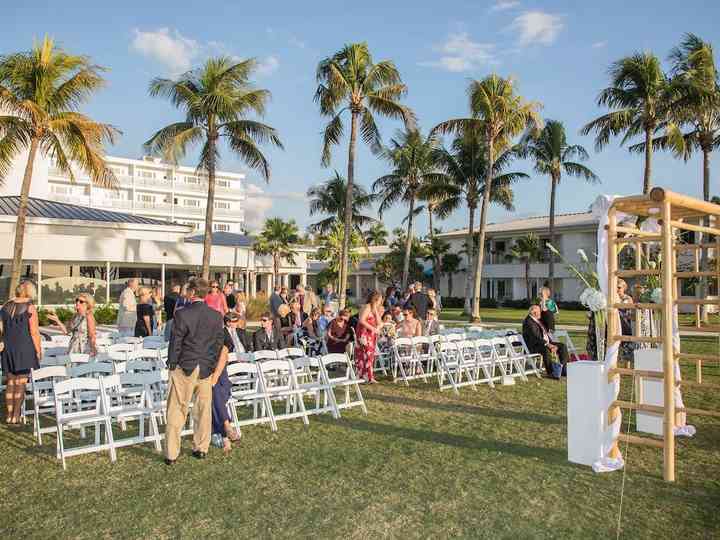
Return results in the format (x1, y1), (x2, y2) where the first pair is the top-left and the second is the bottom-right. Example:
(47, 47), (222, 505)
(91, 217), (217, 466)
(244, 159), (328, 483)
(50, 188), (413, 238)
(508, 11), (564, 46)
(420, 32), (498, 72)
(256, 55), (280, 76)
(592, 40), (608, 49)
(131, 28), (200, 76)
(244, 184), (305, 230)
(490, 1), (520, 12)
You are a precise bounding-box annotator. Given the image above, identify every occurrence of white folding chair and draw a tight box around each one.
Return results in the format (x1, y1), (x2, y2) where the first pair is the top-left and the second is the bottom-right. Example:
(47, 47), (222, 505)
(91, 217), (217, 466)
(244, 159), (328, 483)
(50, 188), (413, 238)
(492, 337), (527, 382)
(42, 346), (68, 358)
(258, 359), (311, 431)
(101, 372), (163, 452)
(29, 366), (68, 444)
(412, 336), (436, 376)
(474, 338), (500, 386)
(552, 329), (581, 361)
(68, 353), (91, 365)
(252, 350), (278, 362)
(52, 377), (115, 470)
(226, 361), (273, 431)
(126, 359), (162, 373)
(320, 353), (367, 415)
(506, 334), (542, 378)
(289, 356), (339, 418)
(513, 334), (544, 376)
(142, 336), (166, 349)
(436, 341), (462, 394)
(50, 334), (71, 347)
(69, 363), (114, 378)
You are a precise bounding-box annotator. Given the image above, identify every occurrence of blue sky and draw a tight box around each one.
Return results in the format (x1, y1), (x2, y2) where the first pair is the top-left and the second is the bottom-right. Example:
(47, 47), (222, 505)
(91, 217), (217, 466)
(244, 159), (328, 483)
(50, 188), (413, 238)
(4, 0), (720, 234)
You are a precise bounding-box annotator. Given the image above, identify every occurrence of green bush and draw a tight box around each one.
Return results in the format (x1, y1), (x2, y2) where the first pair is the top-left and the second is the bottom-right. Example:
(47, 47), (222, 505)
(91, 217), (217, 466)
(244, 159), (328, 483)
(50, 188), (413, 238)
(245, 294), (270, 320)
(38, 306), (75, 326)
(93, 304), (118, 325)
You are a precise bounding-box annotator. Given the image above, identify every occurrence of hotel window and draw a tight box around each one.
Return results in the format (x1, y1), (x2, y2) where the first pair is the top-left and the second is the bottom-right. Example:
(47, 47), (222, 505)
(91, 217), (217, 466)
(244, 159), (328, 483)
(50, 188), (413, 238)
(51, 185), (70, 194)
(184, 175), (199, 184)
(217, 179), (230, 187)
(137, 170), (155, 179)
(137, 194), (155, 203)
(214, 201), (231, 209)
(183, 198), (201, 207)
(181, 221), (200, 230)
(213, 223), (230, 232)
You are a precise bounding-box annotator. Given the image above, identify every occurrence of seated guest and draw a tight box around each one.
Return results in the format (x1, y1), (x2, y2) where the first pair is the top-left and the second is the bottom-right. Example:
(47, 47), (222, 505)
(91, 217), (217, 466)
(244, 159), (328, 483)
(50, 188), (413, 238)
(423, 308), (440, 336)
(253, 312), (284, 351)
(211, 340), (241, 454)
(326, 308), (353, 354)
(223, 312), (253, 353)
(318, 304), (334, 336)
(522, 304), (569, 379)
(302, 307), (323, 356)
(289, 299), (307, 344)
(390, 305), (404, 324)
(378, 311), (396, 356)
(397, 306), (422, 338)
(273, 303), (294, 347)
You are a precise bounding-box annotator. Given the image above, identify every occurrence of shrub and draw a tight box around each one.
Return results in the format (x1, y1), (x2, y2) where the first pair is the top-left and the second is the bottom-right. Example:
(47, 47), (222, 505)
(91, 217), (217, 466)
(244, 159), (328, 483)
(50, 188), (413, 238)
(502, 299), (530, 309)
(245, 294), (270, 320)
(93, 304), (118, 325)
(38, 306), (75, 326)
(557, 301), (586, 311)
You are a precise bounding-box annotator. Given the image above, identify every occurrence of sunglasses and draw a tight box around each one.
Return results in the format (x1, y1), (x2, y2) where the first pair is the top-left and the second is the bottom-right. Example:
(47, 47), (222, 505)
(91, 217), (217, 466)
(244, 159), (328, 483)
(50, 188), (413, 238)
(75, 298), (86, 304)
(261, 318), (270, 322)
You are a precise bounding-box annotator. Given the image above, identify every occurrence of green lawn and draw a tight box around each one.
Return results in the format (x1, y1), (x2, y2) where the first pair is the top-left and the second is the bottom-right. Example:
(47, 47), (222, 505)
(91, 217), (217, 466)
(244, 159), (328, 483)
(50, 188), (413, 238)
(1, 337), (719, 538)
(440, 307), (720, 328)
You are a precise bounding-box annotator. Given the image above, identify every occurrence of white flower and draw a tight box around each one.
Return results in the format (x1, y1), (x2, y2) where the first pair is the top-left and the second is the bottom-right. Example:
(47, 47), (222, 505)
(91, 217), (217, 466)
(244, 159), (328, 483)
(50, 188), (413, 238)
(580, 287), (606, 312)
(577, 249), (589, 263)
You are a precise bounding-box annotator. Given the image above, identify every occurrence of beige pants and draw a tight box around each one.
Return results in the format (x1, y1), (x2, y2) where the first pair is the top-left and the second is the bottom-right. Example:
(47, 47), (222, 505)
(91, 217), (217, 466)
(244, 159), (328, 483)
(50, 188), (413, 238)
(164, 367), (212, 460)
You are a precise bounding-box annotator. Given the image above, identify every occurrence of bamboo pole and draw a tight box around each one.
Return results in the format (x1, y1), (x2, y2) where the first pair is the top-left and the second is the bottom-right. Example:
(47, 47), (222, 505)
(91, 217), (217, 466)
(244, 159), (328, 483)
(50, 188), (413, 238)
(674, 271), (717, 278)
(677, 326), (720, 334)
(675, 298), (720, 305)
(614, 235), (663, 244)
(608, 367), (665, 379)
(616, 433), (665, 449)
(616, 269), (661, 277)
(610, 335), (662, 343)
(669, 220), (720, 236)
(650, 187), (720, 217)
(674, 243), (717, 250)
(661, 200), (675, 482)
(611, 302), (662, 310)
(607, 207), (622, 461)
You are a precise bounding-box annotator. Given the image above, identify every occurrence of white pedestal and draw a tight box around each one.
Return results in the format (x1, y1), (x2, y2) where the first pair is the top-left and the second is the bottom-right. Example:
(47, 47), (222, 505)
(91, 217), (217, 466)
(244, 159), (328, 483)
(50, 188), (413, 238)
(567, 361), (618, 466)
(635, 348), (664, 436)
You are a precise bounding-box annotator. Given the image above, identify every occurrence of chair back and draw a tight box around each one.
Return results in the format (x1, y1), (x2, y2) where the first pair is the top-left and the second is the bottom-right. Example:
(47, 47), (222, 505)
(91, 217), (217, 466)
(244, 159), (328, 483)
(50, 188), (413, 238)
(252, 350), (278, 362)
(69, 362), (114, 378)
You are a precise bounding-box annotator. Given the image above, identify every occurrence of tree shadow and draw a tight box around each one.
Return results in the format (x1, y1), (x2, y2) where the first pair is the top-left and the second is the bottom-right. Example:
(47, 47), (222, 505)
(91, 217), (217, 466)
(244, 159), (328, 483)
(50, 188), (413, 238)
(316, 415), (568, 465)
(368, 392), (564, 426)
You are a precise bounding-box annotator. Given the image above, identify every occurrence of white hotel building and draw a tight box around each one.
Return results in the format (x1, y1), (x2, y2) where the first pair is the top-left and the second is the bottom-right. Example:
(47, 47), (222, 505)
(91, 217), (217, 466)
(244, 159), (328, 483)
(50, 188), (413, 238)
(46, 154), (247, 233)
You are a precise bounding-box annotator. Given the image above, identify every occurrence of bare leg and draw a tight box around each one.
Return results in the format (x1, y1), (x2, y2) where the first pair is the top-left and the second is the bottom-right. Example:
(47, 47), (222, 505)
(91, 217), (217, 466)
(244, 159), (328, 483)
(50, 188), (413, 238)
(12, 376), (28, 423)
(5, 375), (15, 422)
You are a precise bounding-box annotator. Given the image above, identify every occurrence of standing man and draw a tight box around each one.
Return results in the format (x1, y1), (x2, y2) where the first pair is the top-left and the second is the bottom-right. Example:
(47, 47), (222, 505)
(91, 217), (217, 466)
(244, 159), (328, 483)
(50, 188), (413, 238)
(116, 278), (139, 337)
(522, 304), (569, 379)
(164, 278), (225, 464)
(406, 282), (432, 320)
(163, 283), (181, 341)
(269, 285), (283, 317)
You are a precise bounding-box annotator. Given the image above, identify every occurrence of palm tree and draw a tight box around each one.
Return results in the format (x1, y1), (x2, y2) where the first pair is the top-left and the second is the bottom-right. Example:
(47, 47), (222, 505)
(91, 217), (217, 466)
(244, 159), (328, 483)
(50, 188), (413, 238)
(433, 86), (537, 320)
(145, 56), (283, 279)
(441, 252), (462, 298)
(365, 223), (389, 246)
(372, 128), (446, 289)
(509, 233), (543, 302)
(316, 222), (364, 286)
(252, 218), (299, 287)
(315, 42), (414, 309)
(520, 120), (599, 290)
(423, 231), (450, 291)
(307, 171), (375, 234)
(0, 37), (119, 295)
(581, 53), (669, 194)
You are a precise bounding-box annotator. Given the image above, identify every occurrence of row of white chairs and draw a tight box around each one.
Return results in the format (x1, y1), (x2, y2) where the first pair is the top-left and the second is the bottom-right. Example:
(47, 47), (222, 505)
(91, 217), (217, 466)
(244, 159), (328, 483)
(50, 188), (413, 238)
(26, 352), (366, 469)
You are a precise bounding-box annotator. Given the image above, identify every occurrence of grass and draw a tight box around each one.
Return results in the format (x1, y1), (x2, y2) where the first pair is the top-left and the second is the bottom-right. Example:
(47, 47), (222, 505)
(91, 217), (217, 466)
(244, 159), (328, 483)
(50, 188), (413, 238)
(1, 336), (719, 538)
(440, 307), (720, 328)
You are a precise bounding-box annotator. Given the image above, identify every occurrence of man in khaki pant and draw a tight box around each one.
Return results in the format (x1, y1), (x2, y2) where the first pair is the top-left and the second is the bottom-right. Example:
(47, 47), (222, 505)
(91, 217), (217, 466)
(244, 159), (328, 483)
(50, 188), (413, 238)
(164, 279), (224, 464)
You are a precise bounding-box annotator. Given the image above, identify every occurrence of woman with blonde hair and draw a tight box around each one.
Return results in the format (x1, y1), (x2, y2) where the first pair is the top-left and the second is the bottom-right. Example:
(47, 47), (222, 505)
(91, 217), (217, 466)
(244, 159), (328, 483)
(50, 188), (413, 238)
(274, 303), (294, 347)
(232, 291), (247, 320)
(1, 281), (42, 425)
(134, 287), (155, 337)
(47, 292), (97, 356)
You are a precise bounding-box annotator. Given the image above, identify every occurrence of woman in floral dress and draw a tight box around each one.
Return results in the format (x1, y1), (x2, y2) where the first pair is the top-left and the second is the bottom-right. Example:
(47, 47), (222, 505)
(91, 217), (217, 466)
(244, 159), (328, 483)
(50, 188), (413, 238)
(355, 291), (383, 383)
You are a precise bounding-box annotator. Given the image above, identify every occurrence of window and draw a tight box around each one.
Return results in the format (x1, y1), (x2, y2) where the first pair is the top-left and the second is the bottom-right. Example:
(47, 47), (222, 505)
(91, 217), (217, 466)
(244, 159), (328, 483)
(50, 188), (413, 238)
(111, 166), (126, 175)
(51, 185), (70, 195)
(184, 175), (199, 184)
(214, 201), (231, 209)
(183, 199), (201, 207)
(137, 170), (155, 179)
(217, 179), (230, 187)
(213, 223), (230, 232)
(137, 194), (155, 203)
(180, 221), (200, 230)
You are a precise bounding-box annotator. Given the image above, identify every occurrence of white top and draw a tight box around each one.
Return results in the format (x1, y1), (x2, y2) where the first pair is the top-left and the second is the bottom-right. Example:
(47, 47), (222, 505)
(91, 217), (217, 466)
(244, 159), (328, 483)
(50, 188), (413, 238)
(116, 287), (137, 329)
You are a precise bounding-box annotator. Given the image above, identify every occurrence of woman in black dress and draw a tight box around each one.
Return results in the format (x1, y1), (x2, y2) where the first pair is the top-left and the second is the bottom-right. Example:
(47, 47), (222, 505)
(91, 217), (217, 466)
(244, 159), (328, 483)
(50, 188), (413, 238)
(134, 287), (155, 338)
(1, 281), (42, 425)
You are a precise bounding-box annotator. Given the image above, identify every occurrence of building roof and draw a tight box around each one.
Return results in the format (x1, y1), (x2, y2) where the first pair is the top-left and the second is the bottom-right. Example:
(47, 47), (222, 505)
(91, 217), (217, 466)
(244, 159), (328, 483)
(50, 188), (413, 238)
(437, 211), (597, 237)
(185, 231), (256, 247)
(0, 196), (173, 226)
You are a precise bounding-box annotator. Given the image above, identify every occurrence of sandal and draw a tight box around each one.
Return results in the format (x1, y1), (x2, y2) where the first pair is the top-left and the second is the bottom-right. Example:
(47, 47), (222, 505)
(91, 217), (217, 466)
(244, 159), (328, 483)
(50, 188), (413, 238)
(226, 428), (242, 442)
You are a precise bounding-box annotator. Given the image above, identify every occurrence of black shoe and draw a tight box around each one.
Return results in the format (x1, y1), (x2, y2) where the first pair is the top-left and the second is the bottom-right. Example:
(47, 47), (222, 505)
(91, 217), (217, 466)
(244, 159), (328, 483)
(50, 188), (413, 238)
(164, 458), (176, 465)
(192, 450), (207, 459)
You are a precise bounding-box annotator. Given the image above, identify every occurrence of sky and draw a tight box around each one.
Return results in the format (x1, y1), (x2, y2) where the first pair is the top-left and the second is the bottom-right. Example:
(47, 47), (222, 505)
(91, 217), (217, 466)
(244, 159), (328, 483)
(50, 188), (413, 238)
(3, 0), (720, 235)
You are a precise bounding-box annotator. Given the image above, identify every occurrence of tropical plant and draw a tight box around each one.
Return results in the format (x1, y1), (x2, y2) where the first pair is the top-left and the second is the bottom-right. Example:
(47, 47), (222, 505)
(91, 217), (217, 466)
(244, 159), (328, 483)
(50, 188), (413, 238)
(509, 233), (543, 302)
(434, 127), (527, 313)
(373, 230), (428, 285)
(520, 120), (599, 290)
(252, 217), (299, 287)
(315, 42), (414, 309)
(423, 230), (450, 291)
(365, 222), (389, 246)
(145, 56), (282, 279)
(307, 170), (376, 234)
(372, 128), (446, 289)
(0, 36), (119, 295)
(581, 52), (670, 194)
(315, 222), (365, 285)
(433, 75), (542, 321)
(440, 252), (462, 298)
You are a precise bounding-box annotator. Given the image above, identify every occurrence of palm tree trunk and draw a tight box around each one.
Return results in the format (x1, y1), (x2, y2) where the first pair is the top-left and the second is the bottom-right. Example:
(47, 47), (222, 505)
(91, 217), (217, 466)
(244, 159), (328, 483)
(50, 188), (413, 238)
(643, 127), (653, 194)
(9, 137), (40, 299)
(471, 138), (494, 322)
(448, 273), (453, 298)
(462, 204), (476, 315)
(201, 132), (218, 280)
(402, 195), (416, 290)
(525, 260), (531, 302)
(548, 173), (558, 293)
(273, 255), (279, 287)
(428, 206), (440, 291)
(339, 110), (359, 309)
(700, 147), (711, 322)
